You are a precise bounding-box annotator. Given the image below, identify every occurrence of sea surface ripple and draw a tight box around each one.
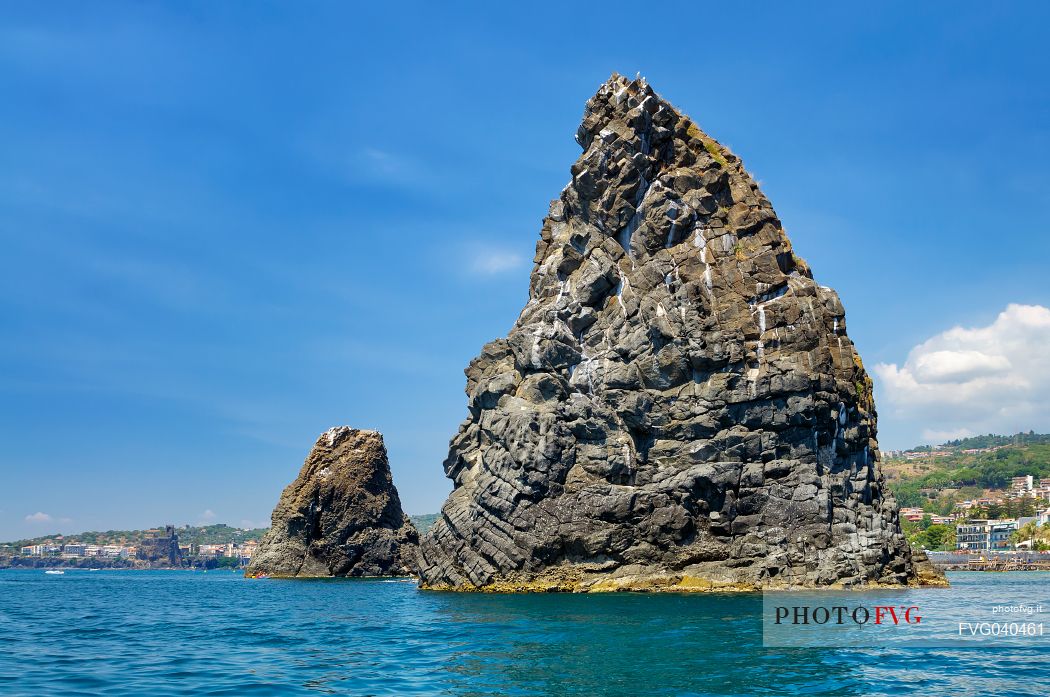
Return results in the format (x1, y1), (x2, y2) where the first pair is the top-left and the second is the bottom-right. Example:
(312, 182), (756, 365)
(0, 570), (1046, 696)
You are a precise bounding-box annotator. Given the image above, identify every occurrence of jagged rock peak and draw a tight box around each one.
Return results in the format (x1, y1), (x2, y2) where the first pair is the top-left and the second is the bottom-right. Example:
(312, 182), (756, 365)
(323, 425), (378, 448)
(416, 74), (945, 592)
(247, 427), (418, 578)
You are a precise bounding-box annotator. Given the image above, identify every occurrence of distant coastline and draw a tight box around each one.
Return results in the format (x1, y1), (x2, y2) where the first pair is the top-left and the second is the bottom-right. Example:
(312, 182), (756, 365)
(0, 516), (440, 570)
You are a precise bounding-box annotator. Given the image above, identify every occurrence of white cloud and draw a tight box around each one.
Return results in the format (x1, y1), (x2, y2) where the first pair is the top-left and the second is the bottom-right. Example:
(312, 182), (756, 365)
(874, 303), (1050, 445)
(199, 509), (217, 523)
(468, 248), (526, 275)
(910, 349), (1011, 384)
(362, 147), (404, 176)
(355, 148), (427, 183)
(25, 512), (53, 523)
(921, 427), (974, 443)
(300, 140), (430, 188)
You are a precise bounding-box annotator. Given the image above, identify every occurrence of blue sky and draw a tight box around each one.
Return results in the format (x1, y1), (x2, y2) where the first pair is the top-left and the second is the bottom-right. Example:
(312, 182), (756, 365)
(2, 2), (1048, 540)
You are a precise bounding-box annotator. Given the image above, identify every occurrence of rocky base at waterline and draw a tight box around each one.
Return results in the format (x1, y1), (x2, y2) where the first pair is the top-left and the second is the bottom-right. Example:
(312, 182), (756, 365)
(246, 427), (418, 578)
(417, 74), (946, 592)
(423, 553), (946, 593)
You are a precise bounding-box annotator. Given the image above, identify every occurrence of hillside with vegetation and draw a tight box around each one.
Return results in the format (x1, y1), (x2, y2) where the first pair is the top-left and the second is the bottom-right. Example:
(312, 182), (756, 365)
(2, 517), (445, 555)
(0, 523), (268, 553)
(900, 516), (957, 551)
(883, 432), (1050, 551)
(884, 432), (1050, 512)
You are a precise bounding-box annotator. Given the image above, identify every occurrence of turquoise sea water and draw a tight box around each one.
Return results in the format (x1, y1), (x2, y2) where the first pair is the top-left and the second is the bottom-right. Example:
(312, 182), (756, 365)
(0, 570), (1047, 696)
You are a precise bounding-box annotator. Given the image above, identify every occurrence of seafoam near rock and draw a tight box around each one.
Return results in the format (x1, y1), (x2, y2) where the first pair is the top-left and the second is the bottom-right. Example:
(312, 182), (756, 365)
(247, 427), (418, 577)
(416, 74), (945, 591)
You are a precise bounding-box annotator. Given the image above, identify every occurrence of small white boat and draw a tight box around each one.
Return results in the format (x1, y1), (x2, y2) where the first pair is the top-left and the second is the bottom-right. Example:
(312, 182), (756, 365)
(44, 569), (65, 575)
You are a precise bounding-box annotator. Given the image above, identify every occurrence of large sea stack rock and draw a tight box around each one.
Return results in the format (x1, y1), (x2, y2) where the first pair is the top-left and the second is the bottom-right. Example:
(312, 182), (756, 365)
(417, 74), (945, 592)
(247, 427), (418, 577)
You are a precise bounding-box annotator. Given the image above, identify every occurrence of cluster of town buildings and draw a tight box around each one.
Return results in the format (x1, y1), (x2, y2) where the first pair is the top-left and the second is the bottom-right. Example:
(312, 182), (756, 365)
(884, 446), (1007, 461)
(900, 476), (1050, 551)
(18, 529), (260, 563)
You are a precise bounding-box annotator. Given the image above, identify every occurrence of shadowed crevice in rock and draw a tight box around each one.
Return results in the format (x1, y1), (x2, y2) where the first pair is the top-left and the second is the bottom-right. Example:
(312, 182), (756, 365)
(416, 73), (945, 592)
(247, 427), (418, 578)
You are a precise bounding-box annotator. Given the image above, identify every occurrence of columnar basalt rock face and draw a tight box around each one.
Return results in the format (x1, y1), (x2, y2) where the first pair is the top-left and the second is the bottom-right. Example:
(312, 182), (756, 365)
(417, 74), (945, 592)
(247, 427), (418, 577)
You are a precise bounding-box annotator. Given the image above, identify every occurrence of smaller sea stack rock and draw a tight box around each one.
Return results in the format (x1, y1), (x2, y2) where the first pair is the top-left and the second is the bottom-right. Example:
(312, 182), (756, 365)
(247, 427), (418, 577)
